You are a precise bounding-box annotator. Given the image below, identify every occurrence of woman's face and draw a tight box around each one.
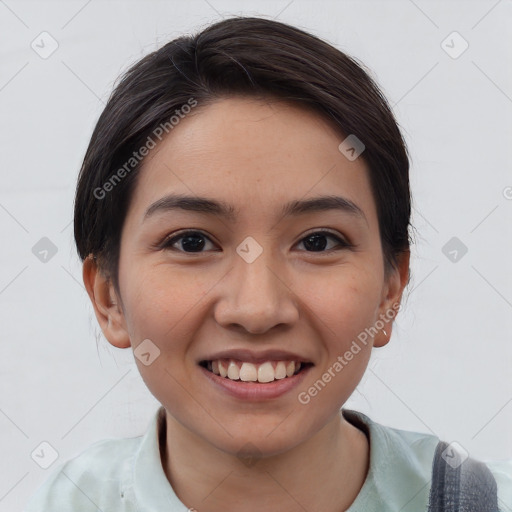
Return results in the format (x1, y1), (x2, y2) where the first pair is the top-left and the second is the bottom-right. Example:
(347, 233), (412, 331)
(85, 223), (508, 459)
(101, 97), (407, 456)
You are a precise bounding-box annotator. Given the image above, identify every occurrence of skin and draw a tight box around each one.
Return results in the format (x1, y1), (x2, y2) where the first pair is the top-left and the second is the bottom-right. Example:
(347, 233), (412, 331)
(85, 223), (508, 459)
(83, 97), (409, 512)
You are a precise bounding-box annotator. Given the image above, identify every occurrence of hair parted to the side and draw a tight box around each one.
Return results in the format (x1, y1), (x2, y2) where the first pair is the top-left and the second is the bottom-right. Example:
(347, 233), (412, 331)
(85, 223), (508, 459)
(74, 16), (412, 296)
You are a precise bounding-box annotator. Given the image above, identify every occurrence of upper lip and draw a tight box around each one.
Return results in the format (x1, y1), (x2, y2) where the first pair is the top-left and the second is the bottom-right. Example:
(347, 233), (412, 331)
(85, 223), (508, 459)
(199, 349), (312, 365)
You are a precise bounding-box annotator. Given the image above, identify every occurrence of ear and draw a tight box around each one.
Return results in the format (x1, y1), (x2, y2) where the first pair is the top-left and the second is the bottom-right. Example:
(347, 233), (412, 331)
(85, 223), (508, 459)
(82, 255), (131, 349)
(373, 250), (410, 348)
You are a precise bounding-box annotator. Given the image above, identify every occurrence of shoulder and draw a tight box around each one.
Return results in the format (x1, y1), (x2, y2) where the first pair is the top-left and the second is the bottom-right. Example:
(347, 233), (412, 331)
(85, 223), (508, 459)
(343, 409), (440, 474)
(343, 409), (512, 508)
(484, 458), (512, 507)
(24, 436), (142, 512)
(343, 409), (440, 508)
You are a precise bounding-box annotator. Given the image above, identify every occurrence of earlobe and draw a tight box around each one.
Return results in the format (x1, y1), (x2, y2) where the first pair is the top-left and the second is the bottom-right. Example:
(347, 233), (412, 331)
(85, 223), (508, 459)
(82, 255), (131, 349)
(374, 250), (410, 348)
(385, 250), (410, 308)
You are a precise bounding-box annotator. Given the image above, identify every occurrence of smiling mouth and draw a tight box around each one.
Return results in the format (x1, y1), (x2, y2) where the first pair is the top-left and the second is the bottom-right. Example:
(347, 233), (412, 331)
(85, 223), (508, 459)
(199, 359), (313, 383)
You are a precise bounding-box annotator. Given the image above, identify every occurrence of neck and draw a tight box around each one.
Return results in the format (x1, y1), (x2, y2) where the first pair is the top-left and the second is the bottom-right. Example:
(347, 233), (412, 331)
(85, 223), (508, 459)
(161, 410), (369, 512)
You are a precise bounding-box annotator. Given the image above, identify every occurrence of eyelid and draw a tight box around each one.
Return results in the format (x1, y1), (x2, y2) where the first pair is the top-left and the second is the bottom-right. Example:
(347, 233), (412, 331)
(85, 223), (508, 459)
(157, 227), (354, 255)
(300, 227), (347, 240)
(298, 229), (353, 250)
(154, 229), (216, 251)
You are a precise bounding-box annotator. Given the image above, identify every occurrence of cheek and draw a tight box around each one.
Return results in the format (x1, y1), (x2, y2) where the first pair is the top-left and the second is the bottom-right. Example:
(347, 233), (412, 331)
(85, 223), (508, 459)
(122, 265), (209, 341)
(120, 268), (203, 407)
(294, 273), (378, 412)
(120, 266), (219, 396)
(296, 266), (382, 337)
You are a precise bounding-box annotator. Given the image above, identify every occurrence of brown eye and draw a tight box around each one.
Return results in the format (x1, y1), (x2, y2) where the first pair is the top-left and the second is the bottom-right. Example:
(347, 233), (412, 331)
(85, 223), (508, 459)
(161, 231), (216, 253)
(158, 229), (351, 255)
(297, 231), (351, 253)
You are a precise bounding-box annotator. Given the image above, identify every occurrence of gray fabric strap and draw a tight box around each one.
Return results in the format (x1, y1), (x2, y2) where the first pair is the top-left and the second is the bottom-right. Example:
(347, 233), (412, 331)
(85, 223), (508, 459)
(428, 440), (500, 512)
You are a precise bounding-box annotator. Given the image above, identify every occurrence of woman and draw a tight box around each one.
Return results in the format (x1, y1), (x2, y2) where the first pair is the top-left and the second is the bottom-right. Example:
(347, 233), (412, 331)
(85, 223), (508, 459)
(26, 16), (511, 512)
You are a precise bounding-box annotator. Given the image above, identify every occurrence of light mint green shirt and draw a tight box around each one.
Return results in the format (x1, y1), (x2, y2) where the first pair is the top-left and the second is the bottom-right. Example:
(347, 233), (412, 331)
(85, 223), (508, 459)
(25, 406), (512, 511)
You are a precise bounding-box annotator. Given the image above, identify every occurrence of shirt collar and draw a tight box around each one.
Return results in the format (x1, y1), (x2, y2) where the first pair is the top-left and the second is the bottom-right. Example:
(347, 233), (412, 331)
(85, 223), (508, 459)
(133, 406), (436, 511)
(342, 408), (437, 511)
(133, 406), (188, 511)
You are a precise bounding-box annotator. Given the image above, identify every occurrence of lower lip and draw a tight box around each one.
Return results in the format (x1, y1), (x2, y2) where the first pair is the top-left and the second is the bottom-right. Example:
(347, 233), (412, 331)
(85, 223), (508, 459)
(199, 365), (312, 401)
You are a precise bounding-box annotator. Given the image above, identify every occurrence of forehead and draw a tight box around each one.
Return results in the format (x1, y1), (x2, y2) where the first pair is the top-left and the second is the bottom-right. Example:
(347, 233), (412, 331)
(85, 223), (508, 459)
(127, 97), (377, 225)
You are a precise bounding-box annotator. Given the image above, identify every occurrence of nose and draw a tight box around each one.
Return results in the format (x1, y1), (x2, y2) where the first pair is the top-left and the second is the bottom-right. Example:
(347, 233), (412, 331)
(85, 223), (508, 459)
(213, 247), (299, 335)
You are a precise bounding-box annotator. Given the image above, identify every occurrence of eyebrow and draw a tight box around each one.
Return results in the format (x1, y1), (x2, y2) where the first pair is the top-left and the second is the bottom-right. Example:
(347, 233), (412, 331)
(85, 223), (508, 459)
(143, 193), (367, 225)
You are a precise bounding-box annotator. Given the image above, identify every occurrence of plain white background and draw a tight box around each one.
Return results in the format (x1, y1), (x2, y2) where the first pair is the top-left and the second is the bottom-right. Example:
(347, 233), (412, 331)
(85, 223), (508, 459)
(0, 0), (511, 509)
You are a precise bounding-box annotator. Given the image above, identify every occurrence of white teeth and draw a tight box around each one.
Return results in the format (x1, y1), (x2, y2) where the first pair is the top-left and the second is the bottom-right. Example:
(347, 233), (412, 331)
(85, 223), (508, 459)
(239, 362), (258, 382)
(257, 361), (275, 383)
(227, 361), (240, 380)
(218, 360), (227, 378)
(206, 359), (306, 382)
(275, 361), (287, 379)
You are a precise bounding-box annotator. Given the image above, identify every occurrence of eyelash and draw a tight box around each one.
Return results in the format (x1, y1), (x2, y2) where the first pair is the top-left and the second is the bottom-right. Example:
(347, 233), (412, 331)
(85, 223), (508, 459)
(156, 229), (353, 255)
